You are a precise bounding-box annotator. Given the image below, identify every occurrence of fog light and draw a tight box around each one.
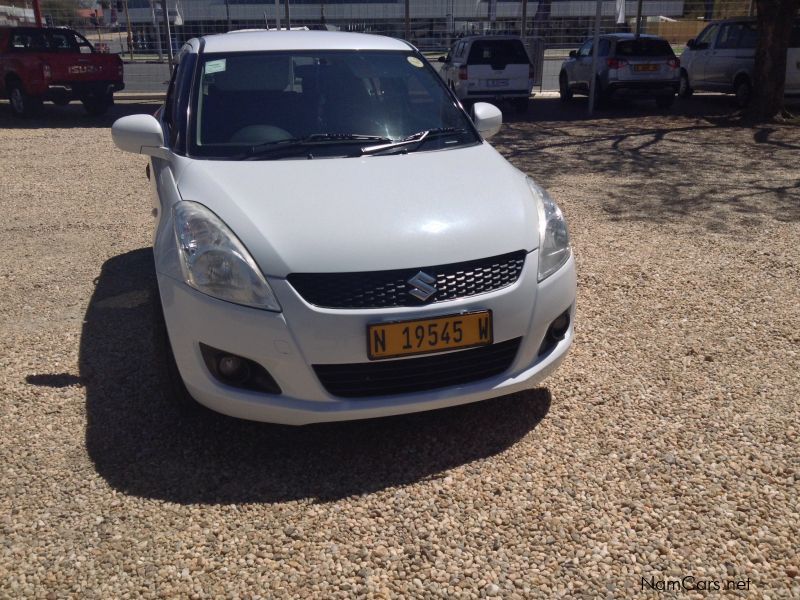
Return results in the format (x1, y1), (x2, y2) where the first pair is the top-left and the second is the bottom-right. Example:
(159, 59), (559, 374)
(218, 355), (248, 381)
(199, 343), (282, 394)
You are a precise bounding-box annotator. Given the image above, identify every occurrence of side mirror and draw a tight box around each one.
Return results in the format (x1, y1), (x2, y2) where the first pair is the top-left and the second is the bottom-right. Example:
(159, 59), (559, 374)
(112, 114), (166, 156)
(472, 102), (502, 140)
(569, 50), (578, 58)
(686, 38), (695, 49)
(438, 55), (447, 63)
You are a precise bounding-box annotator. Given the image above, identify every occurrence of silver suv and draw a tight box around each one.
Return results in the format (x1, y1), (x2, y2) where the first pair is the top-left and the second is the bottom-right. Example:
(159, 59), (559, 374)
(559, 34), (680, 108)
(680, 17), (800, 107)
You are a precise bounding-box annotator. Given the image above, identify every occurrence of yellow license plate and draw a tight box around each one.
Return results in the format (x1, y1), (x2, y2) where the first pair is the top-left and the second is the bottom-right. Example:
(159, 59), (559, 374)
(367, 311), (493, 360)
(634, 64), (659, 72)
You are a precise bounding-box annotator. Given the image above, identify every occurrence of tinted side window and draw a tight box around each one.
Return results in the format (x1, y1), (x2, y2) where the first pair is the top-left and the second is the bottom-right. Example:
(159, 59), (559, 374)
(599, 39), (610, 57)
(738, 22), (758, 49)
(10, 30), (46, 51)
(47, 30), (79, 53)
(696, 24), (719, 47)
(716, 23), (756, 50)
(73, 31), (94, 54)
(577, 40), (592, 58)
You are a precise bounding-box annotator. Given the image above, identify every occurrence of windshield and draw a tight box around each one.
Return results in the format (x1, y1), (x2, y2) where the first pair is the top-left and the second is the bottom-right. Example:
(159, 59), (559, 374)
(190, 50), (478, 159)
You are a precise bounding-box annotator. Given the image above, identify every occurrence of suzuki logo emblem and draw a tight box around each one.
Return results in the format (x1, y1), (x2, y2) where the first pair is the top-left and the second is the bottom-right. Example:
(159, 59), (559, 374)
(407, 271), (438, 302)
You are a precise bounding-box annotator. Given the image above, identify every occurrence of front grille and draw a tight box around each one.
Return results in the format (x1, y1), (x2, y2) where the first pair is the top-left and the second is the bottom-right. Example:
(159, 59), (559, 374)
(313, 338), (522, 398)
(288, 251), (526, 309)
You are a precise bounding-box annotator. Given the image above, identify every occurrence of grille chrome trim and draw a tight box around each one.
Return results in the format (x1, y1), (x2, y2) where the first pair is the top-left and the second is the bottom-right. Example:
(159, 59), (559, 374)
(288, 251), (527, 309)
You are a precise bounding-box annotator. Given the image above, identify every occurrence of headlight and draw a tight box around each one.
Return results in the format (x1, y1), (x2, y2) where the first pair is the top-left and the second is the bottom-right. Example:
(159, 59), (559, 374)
(528, 178), (570, 282)
(173, 201), (281, 311)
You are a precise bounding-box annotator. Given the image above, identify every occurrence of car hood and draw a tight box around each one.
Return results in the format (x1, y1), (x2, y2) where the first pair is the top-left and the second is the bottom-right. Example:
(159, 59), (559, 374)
(176, 143), (539, 277)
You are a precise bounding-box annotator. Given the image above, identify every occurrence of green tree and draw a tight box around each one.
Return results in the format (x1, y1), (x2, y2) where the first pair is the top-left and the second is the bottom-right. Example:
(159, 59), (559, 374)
(749, 0), (800, 120)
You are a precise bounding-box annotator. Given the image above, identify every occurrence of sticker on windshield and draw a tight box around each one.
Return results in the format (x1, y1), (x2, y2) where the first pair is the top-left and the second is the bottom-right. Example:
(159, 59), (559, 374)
(205, 59), (226, 74)
(407, 56), (424, 68)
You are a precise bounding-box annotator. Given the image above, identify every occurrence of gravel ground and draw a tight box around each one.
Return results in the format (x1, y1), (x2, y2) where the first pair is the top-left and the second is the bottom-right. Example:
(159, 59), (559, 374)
(1, 97), (798, 599)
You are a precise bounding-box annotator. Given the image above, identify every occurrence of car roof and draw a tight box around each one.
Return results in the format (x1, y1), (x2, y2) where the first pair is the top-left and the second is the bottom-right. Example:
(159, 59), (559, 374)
(599, 33), (665, 41)
(0, 26), (71, 33)
(456, 35), (524, 42)
(201, 30), (411, 54)
(708, 16), (756, 24)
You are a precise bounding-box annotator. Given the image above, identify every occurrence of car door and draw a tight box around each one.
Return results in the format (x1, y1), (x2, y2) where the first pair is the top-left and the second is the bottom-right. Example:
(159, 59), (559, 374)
(572, 39), (593, 92)
(492, 39), (531, 94)
(687, 23), (719, 90)
(440, 43), (457, 86)
(443, 41), (466, 90)
(466, 39), (513, 94)
(705, 21), (752, 90)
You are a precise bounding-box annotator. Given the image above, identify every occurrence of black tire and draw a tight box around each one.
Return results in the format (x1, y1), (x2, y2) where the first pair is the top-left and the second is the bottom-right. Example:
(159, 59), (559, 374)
(734, 76), (752, 108)
(656, 94), (675, 109)
(82, 92), (112, 116)
(8, 80), (42, 117)
(678, 70), (693, 98)
(512, 97), (529, 114)
(559, 72), (573, 102)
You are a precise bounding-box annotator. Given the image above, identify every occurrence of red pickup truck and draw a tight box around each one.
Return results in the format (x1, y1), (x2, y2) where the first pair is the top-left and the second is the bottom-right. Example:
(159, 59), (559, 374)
(0, 26), (124, 117)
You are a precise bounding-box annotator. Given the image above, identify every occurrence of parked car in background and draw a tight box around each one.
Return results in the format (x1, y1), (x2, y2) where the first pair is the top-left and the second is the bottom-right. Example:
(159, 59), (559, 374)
(439, 35), (535, 113)
(679, 17), (800, 107)
(0, 26), (124, 116)
(559, 34), (680, 108)
(111, 31), (576, 425)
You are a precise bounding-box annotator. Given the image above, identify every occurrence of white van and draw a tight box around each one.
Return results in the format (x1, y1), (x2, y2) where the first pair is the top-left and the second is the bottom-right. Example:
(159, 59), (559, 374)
(680, 17), (800, 106)
(439, 36), (535, 113)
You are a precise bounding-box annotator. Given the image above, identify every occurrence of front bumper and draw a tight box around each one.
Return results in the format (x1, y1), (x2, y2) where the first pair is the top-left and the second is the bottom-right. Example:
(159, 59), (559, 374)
(46, 80), (125, 100)
(606, 79), (679, 96)
(158, 251), (576, 425)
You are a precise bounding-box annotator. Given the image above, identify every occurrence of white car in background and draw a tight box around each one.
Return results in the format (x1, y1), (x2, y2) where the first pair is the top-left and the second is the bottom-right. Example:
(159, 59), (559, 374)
(680, 17), (800, 106)
(439, 35), (535, 113)
(111, 31), (576, 425)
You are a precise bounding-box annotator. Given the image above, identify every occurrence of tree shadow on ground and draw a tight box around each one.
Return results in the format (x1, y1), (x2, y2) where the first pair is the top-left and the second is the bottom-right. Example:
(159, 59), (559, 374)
(78, 248), (551, 505)
(495, 96), (800, 231)
(0, 100), (161, 130)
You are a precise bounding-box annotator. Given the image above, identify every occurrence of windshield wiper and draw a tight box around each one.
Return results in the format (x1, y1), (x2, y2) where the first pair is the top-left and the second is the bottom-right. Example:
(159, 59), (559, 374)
(361, 128), (470, 156)
(244, 133), (392, 160)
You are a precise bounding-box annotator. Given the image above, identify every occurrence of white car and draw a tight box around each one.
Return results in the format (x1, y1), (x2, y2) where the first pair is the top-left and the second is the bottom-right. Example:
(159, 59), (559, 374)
(680, 17), (800, 106)
(438, 35), (535, 113)
(111, 31), (576, 425)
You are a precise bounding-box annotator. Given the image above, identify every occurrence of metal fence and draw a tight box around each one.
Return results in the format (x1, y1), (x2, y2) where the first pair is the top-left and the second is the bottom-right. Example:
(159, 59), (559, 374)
(1, 0), (759, 92)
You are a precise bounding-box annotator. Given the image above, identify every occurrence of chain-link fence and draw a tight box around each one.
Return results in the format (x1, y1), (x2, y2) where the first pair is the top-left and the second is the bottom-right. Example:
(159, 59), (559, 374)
(1, 1), (761, 92)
